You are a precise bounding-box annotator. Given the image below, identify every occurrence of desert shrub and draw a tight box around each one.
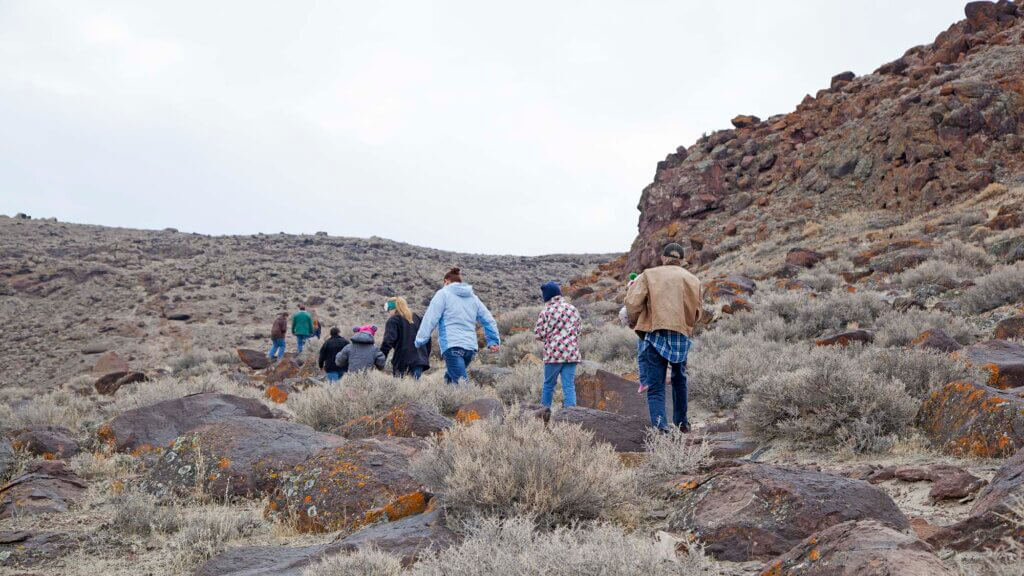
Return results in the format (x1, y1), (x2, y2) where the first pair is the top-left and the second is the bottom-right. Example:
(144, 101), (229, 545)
(109, 488), (182, 536)
(960, 262), (1024, 313)
(167, 505), (264, 572)
(493, 364), (543, 405)
(209, 350), (239, 366)
(69, 451), (139, 481)
(738, 348), (917, 453)
(862, 347), (981, 400)
(6, 388), (99, 433)
(410, 516), (720, 576)
(761, 289), (888, 341)
(712, 308), (788, 342)
(894, 259), (971, 289)
(578, 299), (622, 321)
(411, 409), (639, 528)
(496, 305), (543, 337)
(493, 332), (542, 367)
(688, 332), (808, 409)
(639, 429), (712, 489)
(580, 324), (638, 368)
(795, 268), (838, 291)
(171, 351), (216, 376)
(873, 307), (975, 347)
(935, 239), (994, 272)
(305, 547), (402, 576)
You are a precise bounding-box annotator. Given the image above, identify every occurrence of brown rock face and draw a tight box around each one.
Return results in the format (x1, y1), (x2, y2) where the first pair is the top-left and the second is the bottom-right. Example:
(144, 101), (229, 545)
(550, 406), (650, 452)
(626, 3), (1024, 274)
(267, 437), (429, 533)
(917, 380), (1024, 457)
(97, 392), (274, 453)
(93, 370), (147, 395)
(958, 339), (1024, 389)
(575, 369), (671, 421)
(928, 448), (1024, 551)
(666, 462), (909, 562)
(454, 398), (504, 423)
(993, 315), (1024, 339)
(145, 417), (345, 499)
(815, 329), (874, 347)
(335, 403), (453, 439)
(237, 348), (271, 370)
(12, 427), (80, 459)
(912, 329), (963, 352)
(0, 461), (87, 519)
(785, 248), (826, 269)
(761, 520), (953, 576)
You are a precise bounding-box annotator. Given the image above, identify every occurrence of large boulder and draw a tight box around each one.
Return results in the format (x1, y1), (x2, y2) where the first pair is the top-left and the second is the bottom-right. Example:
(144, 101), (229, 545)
(237, 348), (271, 370)
(958, 340), (1024, 389)
(0, 461), (87, 519)
(994, 315), (1024, 340)
(666, 462), (909, 561)
(97, 392), (274, 453)
(786, 248), (826, 269)
(928, 449), (1024, 551)
(574, 369), (672, 422)
(146, 417), (344, 499)
(12, 426), (81, 459)
(551, 406), (649, 452)
(335, 403), (453, 439)
(267, 436), (429, 533)
(761, 520), (953, 576)
(195, 507), (457, 575)
(918, 380), (1024, 457)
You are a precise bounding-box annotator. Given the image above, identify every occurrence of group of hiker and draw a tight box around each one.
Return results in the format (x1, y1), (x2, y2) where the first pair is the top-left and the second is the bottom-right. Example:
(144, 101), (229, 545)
(268, 243), (701, 433)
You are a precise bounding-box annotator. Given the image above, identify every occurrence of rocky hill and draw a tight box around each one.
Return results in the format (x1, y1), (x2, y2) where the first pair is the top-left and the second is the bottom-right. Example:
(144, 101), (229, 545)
(623, 0), (1024, 275)
(0, 216), (611, 389)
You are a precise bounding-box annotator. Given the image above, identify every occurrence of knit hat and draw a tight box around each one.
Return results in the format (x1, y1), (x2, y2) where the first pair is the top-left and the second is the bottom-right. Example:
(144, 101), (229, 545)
(541, 281), (561, 302)
(663, 243), (685, 259)
(353, 325), (378, 336)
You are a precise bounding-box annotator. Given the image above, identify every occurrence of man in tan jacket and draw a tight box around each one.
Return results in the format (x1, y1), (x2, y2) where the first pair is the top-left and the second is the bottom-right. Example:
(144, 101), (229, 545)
(624, 243), (703, 432)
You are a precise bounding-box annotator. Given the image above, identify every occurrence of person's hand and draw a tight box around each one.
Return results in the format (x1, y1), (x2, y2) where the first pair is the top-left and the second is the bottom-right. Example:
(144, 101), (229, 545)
(488, 345), (500, 353)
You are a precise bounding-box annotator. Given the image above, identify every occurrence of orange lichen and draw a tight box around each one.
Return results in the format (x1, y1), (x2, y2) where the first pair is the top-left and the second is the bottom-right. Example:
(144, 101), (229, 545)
(455, 409), (481, 424)
(218, 457), (231, 470)
(809, 548), (820, 561)
(265, 385), (289, 403)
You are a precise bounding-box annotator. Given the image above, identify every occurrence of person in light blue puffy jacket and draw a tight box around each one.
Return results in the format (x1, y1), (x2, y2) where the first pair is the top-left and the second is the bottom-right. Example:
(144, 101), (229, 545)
(415, 267), (501, 384)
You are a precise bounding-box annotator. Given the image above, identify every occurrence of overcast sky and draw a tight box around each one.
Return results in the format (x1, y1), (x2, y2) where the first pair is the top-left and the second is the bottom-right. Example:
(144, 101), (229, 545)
(0, 1), (969, 255)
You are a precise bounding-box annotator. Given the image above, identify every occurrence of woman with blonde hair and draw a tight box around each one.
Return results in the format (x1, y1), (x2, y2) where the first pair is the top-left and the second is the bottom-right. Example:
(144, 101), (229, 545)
(380, 296), (431, 379)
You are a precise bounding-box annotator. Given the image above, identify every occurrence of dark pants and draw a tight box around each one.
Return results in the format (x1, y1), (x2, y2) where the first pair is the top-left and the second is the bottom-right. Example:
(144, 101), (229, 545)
(393, 366), (425, 380)
(639, 343), (689, 430)
(443, 347), (476, 384)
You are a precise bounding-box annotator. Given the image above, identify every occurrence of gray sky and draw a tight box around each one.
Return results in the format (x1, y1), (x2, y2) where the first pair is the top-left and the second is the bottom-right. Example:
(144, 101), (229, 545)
(0, 1), (968, 255)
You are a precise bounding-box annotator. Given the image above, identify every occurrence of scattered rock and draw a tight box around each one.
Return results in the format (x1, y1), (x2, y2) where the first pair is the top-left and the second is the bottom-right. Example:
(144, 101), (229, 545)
(164, 310), (192, 321)
(958, 340), (1024, 389)
(0, 460), (87, 519)
(815, 329), (873, 347)
(335, 403), (453, 439)
(731, 115), (761, 129)
(333, 506), (459, 565)
(146, 416), (345, 499)
(551, 406), (649, 452)
(79, 343), (108, 355)
(454, 398), (504, 424)
(267, 437), (429, 533)
(892, 464), (987, 500)
(575, 369), (672, 422)
(912, 329), (963, 352)
(691, 431), (758, 459)
(237, 348), (272, 370)
(761, 520), (953, 576)
(785, 248), (826, 269)
(0, 530), (77, 568)
(94, 370), (147, 395)
(993, 315), (1024, 340)
(918, 381), (1024, 458)
(98, 392), (274, 453)
(868, 248), (932, 274)
(12, 426), (80, 459)
(666, 462), (909, 561)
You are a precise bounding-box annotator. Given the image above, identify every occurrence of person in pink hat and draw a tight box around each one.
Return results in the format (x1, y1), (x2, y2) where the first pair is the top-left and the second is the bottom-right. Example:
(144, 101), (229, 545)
(334, 325), (386, 377)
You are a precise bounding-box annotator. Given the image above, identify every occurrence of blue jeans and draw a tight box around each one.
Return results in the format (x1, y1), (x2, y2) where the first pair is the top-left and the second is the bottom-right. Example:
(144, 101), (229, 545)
(326, 371), (340, 382)
(542, 363), (577, 407)
(639, 343), (689, 430)
(443, 347), (476, 384)
(296, 335), (309, 354)
(268, 339), (286, 360)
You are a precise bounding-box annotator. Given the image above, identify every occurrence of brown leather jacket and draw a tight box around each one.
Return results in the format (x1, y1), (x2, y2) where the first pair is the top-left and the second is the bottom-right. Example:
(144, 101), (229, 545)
(624, 265), (703, 336)
(270, 315), (288, 340)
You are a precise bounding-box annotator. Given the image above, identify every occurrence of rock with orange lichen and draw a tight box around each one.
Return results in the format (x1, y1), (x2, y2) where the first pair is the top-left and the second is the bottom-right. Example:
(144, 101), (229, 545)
(335, 403), (453, 439)
(928, 448), (1024, 551)
(98, 392), (274, 453)
(667, 461), (908, 561)
(760, 520), (952, 576)
(267, 436), (429, 533)
(575, 369), (673, 421)
(145, 416), (344, 499)
(454, 398), (504, 424)
(12, 426), (80, 460)
(917, 380), (1024, 458)
(958, 340), (1024, 389)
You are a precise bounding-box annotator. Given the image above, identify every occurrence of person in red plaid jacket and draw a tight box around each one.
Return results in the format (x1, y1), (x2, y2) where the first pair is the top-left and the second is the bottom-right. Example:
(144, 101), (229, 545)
(534, 282), (582, 407)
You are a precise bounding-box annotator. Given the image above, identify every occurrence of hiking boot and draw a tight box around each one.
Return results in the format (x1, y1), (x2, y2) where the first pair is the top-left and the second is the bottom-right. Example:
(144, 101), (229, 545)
(678, 423), (691, 433)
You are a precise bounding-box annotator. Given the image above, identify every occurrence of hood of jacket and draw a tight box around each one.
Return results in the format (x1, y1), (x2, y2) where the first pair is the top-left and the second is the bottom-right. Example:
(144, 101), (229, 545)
(447, 283), (475, 298)
(351, 331), (376, 345)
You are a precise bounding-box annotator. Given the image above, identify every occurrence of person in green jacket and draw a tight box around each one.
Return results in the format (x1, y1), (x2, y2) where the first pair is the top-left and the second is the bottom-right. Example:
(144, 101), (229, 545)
(292, 304), (314, 354)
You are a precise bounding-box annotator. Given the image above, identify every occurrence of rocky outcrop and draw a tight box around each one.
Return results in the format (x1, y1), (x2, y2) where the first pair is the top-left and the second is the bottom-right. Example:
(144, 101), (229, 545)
(267, 437), (429, 533)
(335, 403), (453, 439)
(761, 520), (953, 576)
(574, 369), (671, 421)
(11, 426), (80, 459)
(551, 406), (649, 452)
(146, 416), (344, 499)
(97, 392), (274, 453)
(918, 380), (1024, 457)
(94, 370), (147, 395)
(454, 398), (504, 423)
(237, 348), (271, 370)
(959, 339), (1024, 389)
(626, 2), (1024, 274)
(667, 462), (909, 561)
(0, 461), (87, 519)
(994, 315), (1024, 339)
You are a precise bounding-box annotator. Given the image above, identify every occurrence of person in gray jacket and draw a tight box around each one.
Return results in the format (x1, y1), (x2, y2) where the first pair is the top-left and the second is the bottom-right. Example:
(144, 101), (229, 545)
(335, 325), (386, 376)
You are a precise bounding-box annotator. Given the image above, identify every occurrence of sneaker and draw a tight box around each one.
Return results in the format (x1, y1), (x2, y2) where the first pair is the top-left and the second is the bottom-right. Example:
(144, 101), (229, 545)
(678, 423), (691, 433)
(636, 383), (649, 394)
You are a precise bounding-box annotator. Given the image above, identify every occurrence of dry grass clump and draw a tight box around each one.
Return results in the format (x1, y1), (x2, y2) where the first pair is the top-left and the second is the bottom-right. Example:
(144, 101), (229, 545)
(578, 299), (622, 321)
(69, 450), (139, 481)
(109, 487), (182, 536)
(894, 259), (971, 289)
(291, 370), (494, 431)
(4, 388), (99, 434)
(688, 332), (807, 410)
(493, 364), (544, 405)
(494, 332), (542, 366)
(580, 324), (638, 372)
(873, 307), (975, 347)
(959, 262), (1024, 313)
(863, 347), (982, 399)
(795, 268), (839, 291)
(409, 516), (720, 576)
(760, 289), (888, 341)
(411, 409), (639, 528)
(167, 504), (265, 573)
(639, 429), (712, 489)
(304, 547), (403, 576)
(496, 305), (543, 337)
(935, 238), (994, 272)
(171, 351), (218, 377)
(738, 349), (917, 453)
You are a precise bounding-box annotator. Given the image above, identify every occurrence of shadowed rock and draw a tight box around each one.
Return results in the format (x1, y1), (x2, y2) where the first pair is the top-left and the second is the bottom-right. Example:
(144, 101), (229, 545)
(12, 426), (80, 459)
(815, 329), (873, 347)
(958, 340), (1024, 389)
(994, 315), (1024, 340)
(912, 329), (963, 352)
(575, 369), (672, 422)
(0, 461), (87, 519)
(94, 370), (147, 395)
(237, 348), (272, 370)
(335, 403), (453, 439)
(0, 530), (77, 568)
(551, 406), (649, 452)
